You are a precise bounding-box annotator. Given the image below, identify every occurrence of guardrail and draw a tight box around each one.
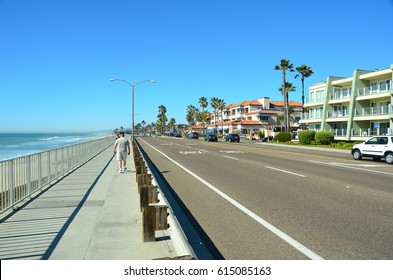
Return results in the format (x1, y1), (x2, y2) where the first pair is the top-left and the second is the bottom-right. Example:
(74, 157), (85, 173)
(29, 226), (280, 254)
(132, 139), (195, 259)
(0, 136), (114, 214)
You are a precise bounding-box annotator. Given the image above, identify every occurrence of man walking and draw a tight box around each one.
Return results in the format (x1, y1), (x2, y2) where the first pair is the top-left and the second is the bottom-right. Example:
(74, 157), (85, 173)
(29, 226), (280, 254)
(114, 131), (130, 173)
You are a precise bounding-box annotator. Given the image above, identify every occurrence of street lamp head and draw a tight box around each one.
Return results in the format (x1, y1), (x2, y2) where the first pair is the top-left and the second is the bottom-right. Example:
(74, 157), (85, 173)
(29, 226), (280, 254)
(109, 78), (116, 82)
(150, 80), (156, 83)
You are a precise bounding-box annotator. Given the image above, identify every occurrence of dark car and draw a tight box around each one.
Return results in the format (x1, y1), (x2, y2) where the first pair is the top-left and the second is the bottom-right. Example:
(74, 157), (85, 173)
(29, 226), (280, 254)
(204, 134), (218, 142)
(188, 132), (199, 139)
(225, 133), (240, 142)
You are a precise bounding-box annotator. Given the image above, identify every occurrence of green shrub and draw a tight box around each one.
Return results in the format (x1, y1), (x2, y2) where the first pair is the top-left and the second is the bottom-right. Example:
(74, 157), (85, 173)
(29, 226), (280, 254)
(330, 141), (357, 149)
(298, 130), (316, 145)
(273, 132), (291, 142)
(315, 131), (335, 145)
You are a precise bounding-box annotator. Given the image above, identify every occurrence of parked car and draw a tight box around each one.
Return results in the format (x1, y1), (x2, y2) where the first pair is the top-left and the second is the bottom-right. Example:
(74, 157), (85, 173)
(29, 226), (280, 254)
(204, 134), (218, 142)
(351, 136), (393, 164)
(187, 132), (199, 139)
(225, 133), (240, 142)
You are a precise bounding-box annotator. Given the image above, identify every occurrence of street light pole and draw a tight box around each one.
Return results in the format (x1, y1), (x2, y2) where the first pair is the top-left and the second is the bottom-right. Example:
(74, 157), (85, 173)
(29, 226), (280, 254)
(109, 78), (156, 142)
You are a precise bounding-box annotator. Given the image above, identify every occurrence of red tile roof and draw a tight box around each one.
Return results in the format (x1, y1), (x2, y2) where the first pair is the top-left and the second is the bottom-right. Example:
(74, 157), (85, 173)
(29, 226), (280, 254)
(270, 100), (302, 107)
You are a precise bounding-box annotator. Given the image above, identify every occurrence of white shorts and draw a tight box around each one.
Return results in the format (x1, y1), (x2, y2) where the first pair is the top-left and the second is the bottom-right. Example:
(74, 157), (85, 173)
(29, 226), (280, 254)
(117, 151), (127, 161)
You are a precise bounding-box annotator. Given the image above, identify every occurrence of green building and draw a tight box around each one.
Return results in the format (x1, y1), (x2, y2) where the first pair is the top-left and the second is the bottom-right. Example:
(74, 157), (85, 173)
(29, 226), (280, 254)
(300, 64), (393, 141)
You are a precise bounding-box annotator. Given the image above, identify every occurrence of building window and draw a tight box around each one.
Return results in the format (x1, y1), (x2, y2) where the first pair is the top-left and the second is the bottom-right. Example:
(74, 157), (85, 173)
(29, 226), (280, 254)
(371, 82), (378, 93)
(380, 80), (391, 92)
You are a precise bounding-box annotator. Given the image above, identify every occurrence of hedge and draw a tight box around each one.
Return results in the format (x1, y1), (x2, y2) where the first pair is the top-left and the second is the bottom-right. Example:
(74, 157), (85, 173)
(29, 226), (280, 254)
(298, 130), (316, 145)
(315, 131), (335, 145)
(273, 132), (291, 142)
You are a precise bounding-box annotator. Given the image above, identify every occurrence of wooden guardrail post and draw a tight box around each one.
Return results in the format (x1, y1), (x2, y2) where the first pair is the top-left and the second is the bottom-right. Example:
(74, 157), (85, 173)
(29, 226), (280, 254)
(155, 205), (168, 230)
(142, 206), (156, 242)
(140, 185), (159, 210)
(142, 205), (169, 242)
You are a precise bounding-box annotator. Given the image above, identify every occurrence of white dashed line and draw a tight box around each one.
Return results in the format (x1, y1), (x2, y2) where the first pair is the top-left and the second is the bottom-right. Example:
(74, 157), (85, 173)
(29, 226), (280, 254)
(265, 166), (306, 177)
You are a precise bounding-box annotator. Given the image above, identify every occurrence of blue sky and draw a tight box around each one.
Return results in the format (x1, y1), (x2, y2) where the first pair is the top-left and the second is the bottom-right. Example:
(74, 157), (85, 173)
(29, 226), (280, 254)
(1, 0), (393, 132)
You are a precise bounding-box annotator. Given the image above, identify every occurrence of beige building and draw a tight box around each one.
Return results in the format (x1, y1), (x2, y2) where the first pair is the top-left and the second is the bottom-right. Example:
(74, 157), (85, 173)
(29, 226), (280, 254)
(300, 64), (393, 141)
(207, 97), (302, 139)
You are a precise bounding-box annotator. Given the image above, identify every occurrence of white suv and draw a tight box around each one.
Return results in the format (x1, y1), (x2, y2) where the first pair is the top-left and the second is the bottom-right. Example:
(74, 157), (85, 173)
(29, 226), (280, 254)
(351, 136), (393, 164)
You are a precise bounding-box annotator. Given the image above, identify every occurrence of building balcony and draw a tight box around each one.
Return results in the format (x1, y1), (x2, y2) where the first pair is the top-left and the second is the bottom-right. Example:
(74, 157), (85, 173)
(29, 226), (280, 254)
(357, 81), (392, 98)
(329, 92), (351, 102)
(304, 97), (325, 107)
(300, 113), (322, 123)
(351, 127), (393, 138)
(354, 105), (392, 117)
(330, 128), (347, 137)
(327, 110), (349, 119)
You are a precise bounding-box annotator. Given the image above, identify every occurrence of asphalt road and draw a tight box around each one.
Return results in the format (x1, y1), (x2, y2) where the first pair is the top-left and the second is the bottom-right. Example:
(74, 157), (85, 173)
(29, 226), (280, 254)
(136, 136), (393, 260)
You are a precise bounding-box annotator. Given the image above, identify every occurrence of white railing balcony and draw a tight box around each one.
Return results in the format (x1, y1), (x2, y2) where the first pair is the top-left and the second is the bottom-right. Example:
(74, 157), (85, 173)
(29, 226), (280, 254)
(305, 97), (325, 104)
(330, 128), (347, 137)
(352, 127), (393, 137)
(330, 92), (351, 100)
(354, 105), (391, 117)
(301, 112), (323, 120)
(358, 80), (392, 97)
(327, 110), (348, 118)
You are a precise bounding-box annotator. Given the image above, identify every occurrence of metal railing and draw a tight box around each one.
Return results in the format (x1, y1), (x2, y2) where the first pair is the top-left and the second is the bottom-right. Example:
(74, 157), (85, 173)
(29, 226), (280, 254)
(354, 105), (392, 117)
(327, 110), (349, 118)
(358, 80), (392, 97)
(0, 135), (114, 214)
(330, 128), (347, 137)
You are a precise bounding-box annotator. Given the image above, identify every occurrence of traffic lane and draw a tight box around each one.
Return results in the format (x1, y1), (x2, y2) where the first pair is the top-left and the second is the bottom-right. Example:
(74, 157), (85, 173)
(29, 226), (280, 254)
(138, 137), (393, 259)
(196, 143), (393, 259)
(224, 143), (393, 193)
(137, 138), (309, 259)
(181, 147), (393, 259)
(190, 139), (393, 194)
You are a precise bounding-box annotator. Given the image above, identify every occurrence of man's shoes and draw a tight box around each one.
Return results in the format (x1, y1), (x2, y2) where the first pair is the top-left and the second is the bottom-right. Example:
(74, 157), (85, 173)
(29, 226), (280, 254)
(119, 169), (123, 173)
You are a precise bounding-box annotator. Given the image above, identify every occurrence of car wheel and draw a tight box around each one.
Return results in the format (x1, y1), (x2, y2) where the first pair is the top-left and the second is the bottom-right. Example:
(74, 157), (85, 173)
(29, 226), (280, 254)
(385, 152), (393, 164)
(352, 149), (362, 160)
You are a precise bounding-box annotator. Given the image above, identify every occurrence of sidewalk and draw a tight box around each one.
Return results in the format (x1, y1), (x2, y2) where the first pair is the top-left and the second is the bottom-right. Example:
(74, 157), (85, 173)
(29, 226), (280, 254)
(0, 146), (182, 260)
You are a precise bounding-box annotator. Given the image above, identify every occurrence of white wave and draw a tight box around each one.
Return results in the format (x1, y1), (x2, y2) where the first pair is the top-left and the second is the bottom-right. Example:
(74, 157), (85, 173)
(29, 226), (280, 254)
(39, 136), (60, 141)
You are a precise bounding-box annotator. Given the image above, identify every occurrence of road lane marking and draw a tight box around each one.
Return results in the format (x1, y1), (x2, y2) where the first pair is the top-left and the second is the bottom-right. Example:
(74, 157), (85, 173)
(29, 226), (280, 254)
(223, 155), (238, 160)
(220, 150), (244, 154)
(309, 160), (393, 176)
(139, 138), (324, 260)
(179, 151), (206, 155)
(265, 166), (306, 177)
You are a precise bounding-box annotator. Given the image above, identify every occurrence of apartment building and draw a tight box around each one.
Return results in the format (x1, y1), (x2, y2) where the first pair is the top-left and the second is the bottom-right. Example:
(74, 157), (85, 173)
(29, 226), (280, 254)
(300, 64), (393, 141)
(207, 97), (302, 138)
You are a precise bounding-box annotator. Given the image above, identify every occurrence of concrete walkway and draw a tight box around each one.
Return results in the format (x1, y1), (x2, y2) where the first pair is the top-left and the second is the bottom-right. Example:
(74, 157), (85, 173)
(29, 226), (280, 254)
(0, 146), (179, 260)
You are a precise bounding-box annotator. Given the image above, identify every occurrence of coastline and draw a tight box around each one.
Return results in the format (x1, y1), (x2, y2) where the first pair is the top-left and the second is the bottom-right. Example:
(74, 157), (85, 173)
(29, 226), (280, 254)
(0, 131), (113, 161)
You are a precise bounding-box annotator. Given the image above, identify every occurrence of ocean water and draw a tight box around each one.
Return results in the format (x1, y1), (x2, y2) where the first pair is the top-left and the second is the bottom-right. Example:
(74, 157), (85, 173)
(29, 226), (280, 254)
(0, 132), (111, 161)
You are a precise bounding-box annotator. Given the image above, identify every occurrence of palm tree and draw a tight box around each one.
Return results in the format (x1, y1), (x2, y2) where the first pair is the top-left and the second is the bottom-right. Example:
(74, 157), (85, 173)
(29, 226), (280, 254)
(275, 59), (294, 132)
(210, 97), (221, 134)
(167, 118), (176, 133)
(279, 82), (297, 129)
(198, 97), (208, 133)
(217, 99), (226, 136)
(295, 64), (314, 114)
(186, 105), (198, 126)
(157, 105), (167, 135)
(198, 97), (208, 111)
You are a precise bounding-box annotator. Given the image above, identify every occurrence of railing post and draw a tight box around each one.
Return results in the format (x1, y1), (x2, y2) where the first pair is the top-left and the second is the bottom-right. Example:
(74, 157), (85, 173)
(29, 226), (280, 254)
(47, 151), (51, 183)
(55, 149), (58, 179)
(9, 161), (14, 209)
(38, 153), (42, 189)
(26, 156), (31, 197)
